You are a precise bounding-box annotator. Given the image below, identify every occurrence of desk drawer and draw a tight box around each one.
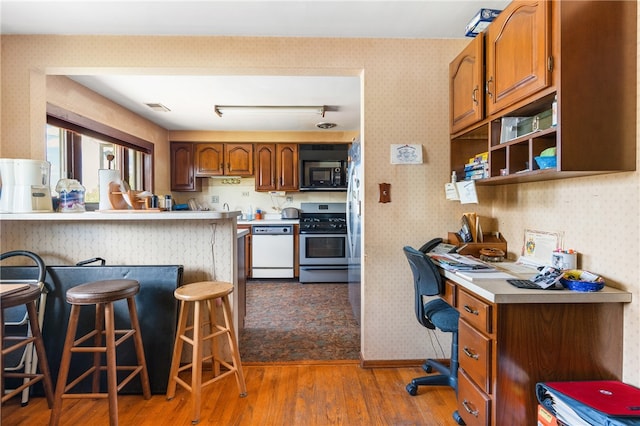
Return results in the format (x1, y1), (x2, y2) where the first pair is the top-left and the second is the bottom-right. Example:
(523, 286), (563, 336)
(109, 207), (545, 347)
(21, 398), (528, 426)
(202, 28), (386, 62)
(457, 369), (491, 426)
(459, 319), (492, 393)
(442, 279), (456, 307)
(458, 289), (492, 334)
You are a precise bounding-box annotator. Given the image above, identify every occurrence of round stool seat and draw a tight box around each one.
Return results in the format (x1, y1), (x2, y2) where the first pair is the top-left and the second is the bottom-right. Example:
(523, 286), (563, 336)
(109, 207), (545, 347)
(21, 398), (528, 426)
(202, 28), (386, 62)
(174, 281), (233, 302)
(66, 279), (140, 305)
(0, 284), (42, 309)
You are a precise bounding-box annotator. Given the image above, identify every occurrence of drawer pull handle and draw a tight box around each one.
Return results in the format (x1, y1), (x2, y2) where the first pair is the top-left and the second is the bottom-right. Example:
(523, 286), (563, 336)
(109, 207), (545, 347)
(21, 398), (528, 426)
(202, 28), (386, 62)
(463, 347), (479, 360)
(462, 399), (479, 417)
(463, 305), (479, 315)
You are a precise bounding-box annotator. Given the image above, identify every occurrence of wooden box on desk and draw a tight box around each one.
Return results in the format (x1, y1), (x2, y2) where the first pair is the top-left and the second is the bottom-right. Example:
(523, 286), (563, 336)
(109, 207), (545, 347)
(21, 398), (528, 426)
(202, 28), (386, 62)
(447, 232), (507, 258)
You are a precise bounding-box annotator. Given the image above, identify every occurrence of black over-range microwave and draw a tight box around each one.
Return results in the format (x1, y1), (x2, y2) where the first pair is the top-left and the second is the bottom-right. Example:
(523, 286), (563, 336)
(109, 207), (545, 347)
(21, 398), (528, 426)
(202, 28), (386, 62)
(299, 144), (348, 191)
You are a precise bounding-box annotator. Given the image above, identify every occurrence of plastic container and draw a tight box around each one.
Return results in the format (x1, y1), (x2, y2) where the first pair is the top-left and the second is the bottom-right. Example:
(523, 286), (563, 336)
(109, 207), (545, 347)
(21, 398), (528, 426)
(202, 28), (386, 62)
(534, 156), (557, 170)
(560, 269), (605, 292)
(55, 179), (85, 212)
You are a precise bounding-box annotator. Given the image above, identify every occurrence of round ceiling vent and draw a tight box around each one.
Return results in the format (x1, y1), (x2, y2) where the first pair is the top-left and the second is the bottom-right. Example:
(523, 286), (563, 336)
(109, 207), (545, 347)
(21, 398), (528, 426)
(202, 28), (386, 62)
(316, 122), (337, 129)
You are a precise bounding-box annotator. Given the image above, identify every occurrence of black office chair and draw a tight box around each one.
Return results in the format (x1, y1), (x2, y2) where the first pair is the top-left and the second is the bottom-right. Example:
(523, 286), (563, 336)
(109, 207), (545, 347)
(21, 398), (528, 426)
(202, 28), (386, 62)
(403, 246), (460, 397)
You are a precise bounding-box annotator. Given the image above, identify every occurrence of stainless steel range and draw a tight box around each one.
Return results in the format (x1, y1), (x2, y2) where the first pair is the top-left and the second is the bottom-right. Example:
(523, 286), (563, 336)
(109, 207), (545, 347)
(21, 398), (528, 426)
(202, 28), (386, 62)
(299, 202), (348, 283)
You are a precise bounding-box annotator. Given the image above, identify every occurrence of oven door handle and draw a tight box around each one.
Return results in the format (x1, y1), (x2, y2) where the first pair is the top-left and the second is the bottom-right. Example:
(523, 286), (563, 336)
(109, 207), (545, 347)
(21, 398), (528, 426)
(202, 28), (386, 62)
(300, 266), (349, 271)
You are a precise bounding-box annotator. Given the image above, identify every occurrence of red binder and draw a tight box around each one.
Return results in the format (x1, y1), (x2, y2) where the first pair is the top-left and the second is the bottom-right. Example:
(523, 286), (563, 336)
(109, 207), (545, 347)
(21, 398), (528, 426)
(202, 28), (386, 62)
(544, 381), (640, 417)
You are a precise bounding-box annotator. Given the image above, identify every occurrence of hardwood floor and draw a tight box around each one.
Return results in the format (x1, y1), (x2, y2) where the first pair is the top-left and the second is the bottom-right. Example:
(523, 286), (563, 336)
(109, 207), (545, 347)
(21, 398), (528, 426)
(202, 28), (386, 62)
(2, 361), (460, 425)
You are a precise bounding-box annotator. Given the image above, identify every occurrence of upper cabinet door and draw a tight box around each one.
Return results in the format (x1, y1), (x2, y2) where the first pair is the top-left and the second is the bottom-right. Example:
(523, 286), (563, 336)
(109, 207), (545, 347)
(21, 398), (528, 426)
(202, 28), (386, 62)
(276, 144), (298, 191)
(485, 0), (551, 116)
(450, 33), (484, 134)
(195, 143), (224, 176)
(225, 143), (253, 176)
(171, 142), (200, 191)
(254, 144), (276, 191)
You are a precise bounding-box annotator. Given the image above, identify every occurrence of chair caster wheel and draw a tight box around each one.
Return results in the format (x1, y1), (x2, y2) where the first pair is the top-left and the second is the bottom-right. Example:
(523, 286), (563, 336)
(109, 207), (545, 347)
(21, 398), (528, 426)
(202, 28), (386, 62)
(453, 410), (465, 425)
(422, 362), (432, 373)
(406, 383), (418, 396)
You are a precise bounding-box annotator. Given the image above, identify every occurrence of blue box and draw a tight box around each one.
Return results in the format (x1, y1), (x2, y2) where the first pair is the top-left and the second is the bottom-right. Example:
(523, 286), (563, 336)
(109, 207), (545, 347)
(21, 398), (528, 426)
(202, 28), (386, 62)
(465, 8), (502, 37)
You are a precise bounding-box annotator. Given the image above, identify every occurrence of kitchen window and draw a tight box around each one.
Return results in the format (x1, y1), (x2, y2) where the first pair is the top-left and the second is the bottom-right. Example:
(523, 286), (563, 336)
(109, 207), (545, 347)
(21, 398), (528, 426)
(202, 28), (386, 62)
(46, 104), (154, 203)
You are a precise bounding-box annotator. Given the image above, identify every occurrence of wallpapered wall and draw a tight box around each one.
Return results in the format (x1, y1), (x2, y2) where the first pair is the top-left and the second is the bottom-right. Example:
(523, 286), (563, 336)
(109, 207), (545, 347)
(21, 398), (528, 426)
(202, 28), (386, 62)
(1, 31), (638, 385)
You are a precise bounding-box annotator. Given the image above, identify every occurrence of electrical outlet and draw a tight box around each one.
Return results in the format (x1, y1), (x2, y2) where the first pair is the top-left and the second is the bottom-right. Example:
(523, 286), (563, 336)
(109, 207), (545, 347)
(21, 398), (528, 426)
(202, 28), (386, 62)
(242, 192), (250, 197)
(211, 195), (219, 203)
(286, 196), (293, 202)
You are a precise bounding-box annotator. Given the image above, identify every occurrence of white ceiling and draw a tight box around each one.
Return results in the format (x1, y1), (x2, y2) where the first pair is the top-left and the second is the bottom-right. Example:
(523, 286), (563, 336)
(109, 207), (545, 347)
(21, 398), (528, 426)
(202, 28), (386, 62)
(1, 0), (509, 132)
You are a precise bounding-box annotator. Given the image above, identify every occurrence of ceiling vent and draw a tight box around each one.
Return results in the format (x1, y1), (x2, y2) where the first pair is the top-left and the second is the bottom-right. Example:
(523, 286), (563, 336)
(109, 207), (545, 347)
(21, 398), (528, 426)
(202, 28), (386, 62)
(145, 103), (171, 112)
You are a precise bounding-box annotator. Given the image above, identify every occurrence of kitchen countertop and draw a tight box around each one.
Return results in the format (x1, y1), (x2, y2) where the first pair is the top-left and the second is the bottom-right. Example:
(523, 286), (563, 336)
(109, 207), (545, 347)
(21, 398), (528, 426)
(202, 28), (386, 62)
(0, 210), (242, 221)
(238, 219), (299, 226)
(442, 261), (632, 304)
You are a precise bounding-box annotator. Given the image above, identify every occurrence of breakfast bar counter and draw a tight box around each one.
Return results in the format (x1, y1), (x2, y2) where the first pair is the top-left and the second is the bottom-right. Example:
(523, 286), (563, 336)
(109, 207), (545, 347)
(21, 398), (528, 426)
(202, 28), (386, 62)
(1, 210), (243, 290)
(0, 210), (240, 221)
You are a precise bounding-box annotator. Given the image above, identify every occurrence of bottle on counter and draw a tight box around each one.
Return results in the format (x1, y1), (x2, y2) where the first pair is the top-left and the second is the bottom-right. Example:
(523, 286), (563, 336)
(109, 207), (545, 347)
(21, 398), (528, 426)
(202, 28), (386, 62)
(164, 195), (173, 211)
(255, 209), (262, 220)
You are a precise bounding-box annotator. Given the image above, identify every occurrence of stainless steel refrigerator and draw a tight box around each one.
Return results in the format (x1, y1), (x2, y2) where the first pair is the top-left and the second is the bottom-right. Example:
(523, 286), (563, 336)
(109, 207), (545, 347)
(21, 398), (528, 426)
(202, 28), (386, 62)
(346, 138), (362, 324)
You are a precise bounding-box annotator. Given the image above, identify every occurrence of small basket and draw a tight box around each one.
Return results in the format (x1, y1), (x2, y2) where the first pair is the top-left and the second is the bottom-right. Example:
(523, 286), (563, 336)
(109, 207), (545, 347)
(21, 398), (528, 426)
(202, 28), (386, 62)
(534, 156), (557, 170)
(560, 270), (605, 292)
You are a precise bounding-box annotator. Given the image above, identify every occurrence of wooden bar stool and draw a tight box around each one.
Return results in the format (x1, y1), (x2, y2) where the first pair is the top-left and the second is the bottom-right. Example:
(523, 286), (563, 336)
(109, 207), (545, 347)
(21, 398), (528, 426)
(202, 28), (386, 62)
(1, 252), (55, 408)
(49, 279), (151, 426)
(166, 281), (247, 425)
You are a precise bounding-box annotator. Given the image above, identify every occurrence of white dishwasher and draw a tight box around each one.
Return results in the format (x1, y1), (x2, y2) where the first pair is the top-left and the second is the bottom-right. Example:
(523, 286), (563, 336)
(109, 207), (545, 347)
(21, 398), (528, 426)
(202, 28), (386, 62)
(251, 225), (294, 278)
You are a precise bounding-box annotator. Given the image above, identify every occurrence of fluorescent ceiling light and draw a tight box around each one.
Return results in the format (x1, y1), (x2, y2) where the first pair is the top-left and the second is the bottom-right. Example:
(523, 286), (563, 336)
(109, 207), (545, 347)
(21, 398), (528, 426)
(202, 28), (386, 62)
(214, 105), (325, 117)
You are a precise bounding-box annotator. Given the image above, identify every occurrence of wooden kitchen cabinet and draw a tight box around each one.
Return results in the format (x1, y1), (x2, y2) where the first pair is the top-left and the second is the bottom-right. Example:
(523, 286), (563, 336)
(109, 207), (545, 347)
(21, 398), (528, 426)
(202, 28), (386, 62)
(225, 143), (253, 176)
(254, 143), (298, 192)
(194, 143), (224, 176)
(450, 33), (484, 134)
(450, 283), (624, 425)
(484, 0), (551, 116)
(450, 0), (636, 185)
(194, 143), (253, 177)
(170, 142), (201, 191)
(238, 225), (252, 279)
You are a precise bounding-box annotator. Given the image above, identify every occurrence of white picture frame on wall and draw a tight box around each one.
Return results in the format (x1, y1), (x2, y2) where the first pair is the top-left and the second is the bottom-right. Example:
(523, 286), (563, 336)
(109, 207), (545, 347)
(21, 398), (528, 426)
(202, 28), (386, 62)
(390, 144), (423, 164)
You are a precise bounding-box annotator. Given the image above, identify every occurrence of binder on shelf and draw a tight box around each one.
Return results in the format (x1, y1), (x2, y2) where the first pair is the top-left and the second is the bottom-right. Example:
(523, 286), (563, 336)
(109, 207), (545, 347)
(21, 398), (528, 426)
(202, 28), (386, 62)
(536, 381), (640, 426)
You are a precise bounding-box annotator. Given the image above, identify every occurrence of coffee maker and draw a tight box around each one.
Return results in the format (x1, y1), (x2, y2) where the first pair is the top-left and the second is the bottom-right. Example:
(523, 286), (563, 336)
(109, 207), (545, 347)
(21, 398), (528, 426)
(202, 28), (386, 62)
(0, 158), (53, 213)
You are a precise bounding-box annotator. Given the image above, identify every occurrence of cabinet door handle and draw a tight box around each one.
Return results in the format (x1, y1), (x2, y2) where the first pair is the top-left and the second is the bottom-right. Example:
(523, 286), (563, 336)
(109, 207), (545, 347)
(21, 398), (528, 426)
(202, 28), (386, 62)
(227, 163), (231, 172)
(462, 400), (479, 417)
(486, 76), (493, 99)
(463, 305), (479, 315)
(219, 163), (224, 171)
(472, 86), (479, 105)
(463, 347), (479, 360)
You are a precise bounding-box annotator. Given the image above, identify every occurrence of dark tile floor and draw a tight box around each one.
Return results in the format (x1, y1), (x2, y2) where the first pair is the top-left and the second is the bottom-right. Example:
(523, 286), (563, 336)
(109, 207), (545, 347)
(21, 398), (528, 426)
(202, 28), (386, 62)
(239, 281), (360, 362)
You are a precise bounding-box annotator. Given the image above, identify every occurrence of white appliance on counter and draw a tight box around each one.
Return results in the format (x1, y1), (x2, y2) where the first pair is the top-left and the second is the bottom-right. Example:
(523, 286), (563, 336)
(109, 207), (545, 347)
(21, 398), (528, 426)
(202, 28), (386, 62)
(0, 158), (53, 213)
(251, 225), (294, 278)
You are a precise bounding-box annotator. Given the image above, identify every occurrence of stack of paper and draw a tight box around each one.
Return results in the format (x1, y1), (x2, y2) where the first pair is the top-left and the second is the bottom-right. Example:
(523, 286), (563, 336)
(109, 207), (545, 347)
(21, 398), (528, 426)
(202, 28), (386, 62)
(429, 253), (495, 272)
